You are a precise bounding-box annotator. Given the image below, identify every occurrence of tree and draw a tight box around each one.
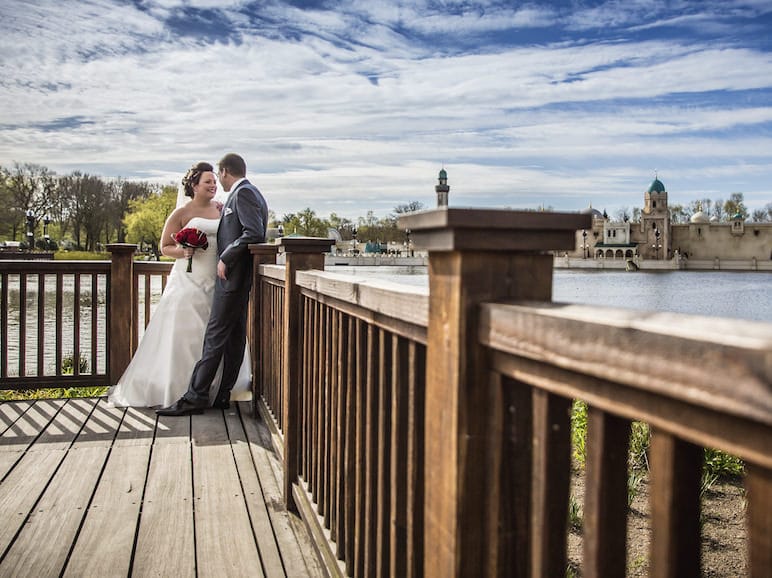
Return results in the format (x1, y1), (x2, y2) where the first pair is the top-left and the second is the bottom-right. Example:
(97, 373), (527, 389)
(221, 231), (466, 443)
(110, 179), (157, 243)
(393, 201), (425, 215)
(327, 212), (356, 240)
(614, 207), (631, 222)
(712, 198), (725, 222)
(5, 162), (55, 241)
(668, 204), (687, 224)
(0, 167), (16, 239)
(723, 193), (748, 220)
(124, 185), (177, 258)
(751, 202), (772, 222)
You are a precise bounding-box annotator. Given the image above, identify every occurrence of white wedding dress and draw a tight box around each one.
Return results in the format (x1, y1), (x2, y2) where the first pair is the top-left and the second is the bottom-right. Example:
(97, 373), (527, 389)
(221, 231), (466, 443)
(107, 217), (252, 408)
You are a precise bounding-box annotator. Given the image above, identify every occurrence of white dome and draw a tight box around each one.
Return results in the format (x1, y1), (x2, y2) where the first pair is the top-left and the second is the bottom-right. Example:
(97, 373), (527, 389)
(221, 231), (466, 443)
(709, 215), (719, 222)
(690, 211), (709, 224)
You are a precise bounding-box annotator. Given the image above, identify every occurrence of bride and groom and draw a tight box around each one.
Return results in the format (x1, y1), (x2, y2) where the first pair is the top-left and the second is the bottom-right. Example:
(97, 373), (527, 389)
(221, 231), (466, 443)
(108, 153), (269, 415)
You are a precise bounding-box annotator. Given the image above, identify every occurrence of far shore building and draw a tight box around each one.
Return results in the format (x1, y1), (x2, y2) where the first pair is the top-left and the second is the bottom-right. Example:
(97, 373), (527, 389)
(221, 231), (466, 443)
(572, 177), (772, 263)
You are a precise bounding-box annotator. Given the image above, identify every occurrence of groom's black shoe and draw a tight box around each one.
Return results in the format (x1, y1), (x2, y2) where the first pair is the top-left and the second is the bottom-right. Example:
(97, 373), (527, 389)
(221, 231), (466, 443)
(156, 397), (207, 416)
(212, 393), (230, 410)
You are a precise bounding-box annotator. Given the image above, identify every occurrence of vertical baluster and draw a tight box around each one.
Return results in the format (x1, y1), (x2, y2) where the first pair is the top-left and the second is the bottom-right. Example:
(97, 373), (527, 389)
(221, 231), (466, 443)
(390, 335), (409, 578)
(530, 389), (571, 577)
(487, 374), (533, 577)
(583, 406), (631, 578)
(405, 341), (425, 578)
(302, 296), (312, 484)
(36, 273), (45, 376)
(1, 272), (7, 379)
(132, 266), (139, 353)
(55, 274), (63, 377)
(363, 324), (380, 577)
(73, 273), (81, 375)
(649, 429), (702, 578)
(144, 273), (152, 329)
(343, 314), (358, 575)
(746, 463), (772, 577)
(375, 329), (392, 578)
(91, 274), (98, 377)
(334, 311), (349, 556)
(354, 317), (367, 578)
(328, 308), (340, 536)
(19, 273), (26, 377)
(316, 300), (327, 514)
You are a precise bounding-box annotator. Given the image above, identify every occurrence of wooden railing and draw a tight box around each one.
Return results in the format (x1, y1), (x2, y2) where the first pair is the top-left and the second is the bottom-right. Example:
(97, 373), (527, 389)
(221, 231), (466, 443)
(1, 208), (770, 576)
(252, 209), (772, 578)
(0, 245), (172, 390)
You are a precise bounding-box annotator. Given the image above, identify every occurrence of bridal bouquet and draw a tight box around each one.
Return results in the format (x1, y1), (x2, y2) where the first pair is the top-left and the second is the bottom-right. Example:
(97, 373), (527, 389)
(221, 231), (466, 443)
(173, 228), (209, 272)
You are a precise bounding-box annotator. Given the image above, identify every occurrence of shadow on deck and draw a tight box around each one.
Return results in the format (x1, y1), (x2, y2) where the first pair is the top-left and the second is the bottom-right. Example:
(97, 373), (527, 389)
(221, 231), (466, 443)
(0, 398), (323, 577)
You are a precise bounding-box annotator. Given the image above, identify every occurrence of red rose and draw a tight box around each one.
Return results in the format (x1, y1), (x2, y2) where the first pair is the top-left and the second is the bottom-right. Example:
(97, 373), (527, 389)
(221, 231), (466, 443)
(173, 227), (209, 272)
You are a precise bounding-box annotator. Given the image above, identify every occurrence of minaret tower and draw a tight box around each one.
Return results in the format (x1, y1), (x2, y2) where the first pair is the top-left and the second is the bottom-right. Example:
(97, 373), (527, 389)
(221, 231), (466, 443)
(435, 167), (449, 207)
(641, 172), (670, 259)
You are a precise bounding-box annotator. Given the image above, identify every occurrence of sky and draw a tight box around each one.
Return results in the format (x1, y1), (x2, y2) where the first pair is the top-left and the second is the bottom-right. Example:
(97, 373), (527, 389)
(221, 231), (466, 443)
(1, 0), (771, 221)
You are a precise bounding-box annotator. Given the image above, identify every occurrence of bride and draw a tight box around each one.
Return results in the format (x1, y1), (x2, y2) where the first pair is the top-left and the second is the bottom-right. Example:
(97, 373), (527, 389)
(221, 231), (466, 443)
(107, 161), (251, 408)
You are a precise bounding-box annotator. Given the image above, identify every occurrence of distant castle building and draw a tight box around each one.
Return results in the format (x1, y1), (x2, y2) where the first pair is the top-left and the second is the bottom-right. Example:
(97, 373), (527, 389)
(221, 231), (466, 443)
(574, 176), (772, 263)
(435, 168), (449, 207)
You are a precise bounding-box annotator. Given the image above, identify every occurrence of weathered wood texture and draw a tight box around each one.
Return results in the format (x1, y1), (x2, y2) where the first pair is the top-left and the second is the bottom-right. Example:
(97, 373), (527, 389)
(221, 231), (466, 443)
(0, 398), (323, 578)
(0, 260), (111, 389)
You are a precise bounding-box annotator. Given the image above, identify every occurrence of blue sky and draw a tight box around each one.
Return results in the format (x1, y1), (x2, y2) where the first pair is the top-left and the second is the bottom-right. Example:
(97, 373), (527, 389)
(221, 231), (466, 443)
(1, 0), (771, 220)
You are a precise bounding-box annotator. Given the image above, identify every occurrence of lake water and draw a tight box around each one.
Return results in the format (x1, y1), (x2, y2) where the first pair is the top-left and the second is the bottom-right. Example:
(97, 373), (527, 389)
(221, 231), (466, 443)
(327, 267), (772, 323)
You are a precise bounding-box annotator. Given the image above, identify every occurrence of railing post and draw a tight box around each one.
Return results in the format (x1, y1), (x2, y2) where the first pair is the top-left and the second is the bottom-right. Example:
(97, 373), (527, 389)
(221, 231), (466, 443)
(280, 237), (335, 512)
(249, 243), (279, 410)
(399, 208), (590, 577)
(107, 243), (137, 385)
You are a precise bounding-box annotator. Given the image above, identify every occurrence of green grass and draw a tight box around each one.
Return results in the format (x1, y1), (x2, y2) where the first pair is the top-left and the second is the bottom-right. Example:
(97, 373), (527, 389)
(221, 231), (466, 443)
(570, 399), (744, 483)
(54, 250), (110, 260)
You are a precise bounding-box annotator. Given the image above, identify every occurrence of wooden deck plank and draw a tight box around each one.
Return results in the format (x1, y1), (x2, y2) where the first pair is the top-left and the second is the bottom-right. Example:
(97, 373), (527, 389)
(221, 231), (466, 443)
(224, 407), (287, 577)
(0, 400), (34, 434)
(132, 418), (196, 577)
(241, 403), (325, 578)
(192, 409), (265, 578)
(0, 399), (65, 451)
(63, 403), (151, 578)
(0, 400), (325, 578)
(1, 444), (108, 576)
(33, 398), (97, 450)
(0, 448), (65, 556)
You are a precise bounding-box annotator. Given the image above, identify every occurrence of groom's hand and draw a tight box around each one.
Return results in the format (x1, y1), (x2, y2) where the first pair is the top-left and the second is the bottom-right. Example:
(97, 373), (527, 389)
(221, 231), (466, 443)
(217, 260), (228, 280)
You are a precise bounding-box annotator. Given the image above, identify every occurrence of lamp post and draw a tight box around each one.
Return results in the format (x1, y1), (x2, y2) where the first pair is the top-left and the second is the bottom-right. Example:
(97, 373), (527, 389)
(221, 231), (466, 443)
(581, 229), (588, 259)
(25, 210), (35, 251)
(405, 228), (412, 256)
(43, 214), (51, 250)
(652, 228), (662, 259)
(351, 228), (358, 255)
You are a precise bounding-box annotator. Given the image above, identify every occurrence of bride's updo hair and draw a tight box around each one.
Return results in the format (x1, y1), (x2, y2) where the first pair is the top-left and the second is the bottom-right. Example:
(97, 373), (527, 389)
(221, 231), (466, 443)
(181, 161), (214, 197)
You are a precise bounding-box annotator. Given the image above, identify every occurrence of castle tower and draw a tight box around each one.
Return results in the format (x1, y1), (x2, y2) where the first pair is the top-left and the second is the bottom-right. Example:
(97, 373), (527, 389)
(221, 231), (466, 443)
(641, 174), (670, 259)
(435, 168), (449, 208)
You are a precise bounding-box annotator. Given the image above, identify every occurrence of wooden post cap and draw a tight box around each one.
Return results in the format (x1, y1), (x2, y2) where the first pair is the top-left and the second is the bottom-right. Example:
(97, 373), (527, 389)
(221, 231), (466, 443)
(106, 243), (138, 254)
(398, 208), (592, 252)
(278, 236), (336, 254)
(249, 243), (280, 256)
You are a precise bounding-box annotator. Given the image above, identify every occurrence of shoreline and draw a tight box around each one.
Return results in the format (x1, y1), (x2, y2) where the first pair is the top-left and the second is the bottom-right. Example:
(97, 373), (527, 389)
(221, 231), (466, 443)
(322, 254), (772, 272)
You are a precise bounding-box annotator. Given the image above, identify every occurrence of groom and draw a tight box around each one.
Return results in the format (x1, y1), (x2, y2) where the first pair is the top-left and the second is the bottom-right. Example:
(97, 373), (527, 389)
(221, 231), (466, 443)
(158, 153), (268, 416)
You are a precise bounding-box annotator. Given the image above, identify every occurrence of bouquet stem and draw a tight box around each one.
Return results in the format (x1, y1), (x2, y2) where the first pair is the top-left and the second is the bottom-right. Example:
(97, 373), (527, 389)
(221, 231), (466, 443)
(186, 256), (193, 273)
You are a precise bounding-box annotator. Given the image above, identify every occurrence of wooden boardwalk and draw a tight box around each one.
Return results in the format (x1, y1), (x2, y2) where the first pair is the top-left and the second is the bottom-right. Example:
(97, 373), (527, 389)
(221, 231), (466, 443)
(0, 398), (324, 578)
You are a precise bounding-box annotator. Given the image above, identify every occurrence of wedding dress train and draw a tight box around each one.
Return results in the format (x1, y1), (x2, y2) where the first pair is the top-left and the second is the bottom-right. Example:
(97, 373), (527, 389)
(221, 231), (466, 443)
(107, 217), (251, 408)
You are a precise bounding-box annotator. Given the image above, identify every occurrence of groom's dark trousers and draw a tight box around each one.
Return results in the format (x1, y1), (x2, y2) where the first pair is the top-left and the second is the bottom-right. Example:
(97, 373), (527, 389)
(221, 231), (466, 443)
(183, 180), (267, 405)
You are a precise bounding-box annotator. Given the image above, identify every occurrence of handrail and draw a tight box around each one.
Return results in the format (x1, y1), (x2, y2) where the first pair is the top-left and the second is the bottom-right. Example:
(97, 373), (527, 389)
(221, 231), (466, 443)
(251, 209), (771, 577)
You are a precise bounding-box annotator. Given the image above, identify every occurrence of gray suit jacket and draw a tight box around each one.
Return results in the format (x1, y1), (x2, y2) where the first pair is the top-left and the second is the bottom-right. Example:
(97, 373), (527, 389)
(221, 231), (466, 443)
(217, 179), (268, 293)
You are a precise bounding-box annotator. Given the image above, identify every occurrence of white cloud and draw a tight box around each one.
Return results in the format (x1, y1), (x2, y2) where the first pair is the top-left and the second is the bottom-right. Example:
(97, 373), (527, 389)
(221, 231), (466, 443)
(0, 0), (770, 219)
